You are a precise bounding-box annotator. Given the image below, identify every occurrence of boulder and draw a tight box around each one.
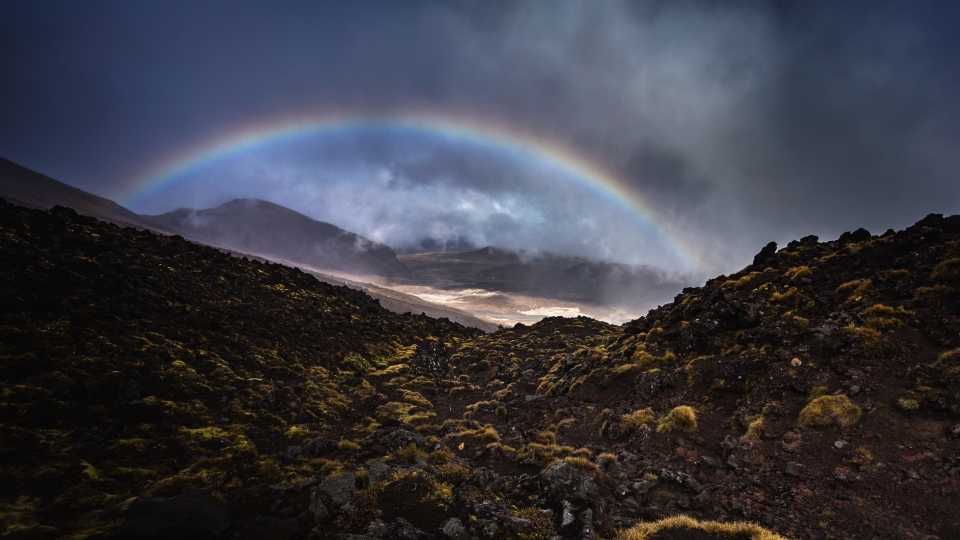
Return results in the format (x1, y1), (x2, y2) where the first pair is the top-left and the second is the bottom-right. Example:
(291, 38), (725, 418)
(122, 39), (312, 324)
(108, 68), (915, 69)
(752, 241), (778, 266)
(279, 436), (337, 460)
(378, 429), (428, 451)
(539, 462), (598, 506)
(308, 472), (367, 525)
(440, 518), (468, 540)
(112, 487), (232, 539)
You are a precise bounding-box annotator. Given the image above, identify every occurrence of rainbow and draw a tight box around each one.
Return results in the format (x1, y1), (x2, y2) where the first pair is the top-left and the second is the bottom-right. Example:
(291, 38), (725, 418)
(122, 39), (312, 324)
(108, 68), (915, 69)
(123, 112), (703, 273)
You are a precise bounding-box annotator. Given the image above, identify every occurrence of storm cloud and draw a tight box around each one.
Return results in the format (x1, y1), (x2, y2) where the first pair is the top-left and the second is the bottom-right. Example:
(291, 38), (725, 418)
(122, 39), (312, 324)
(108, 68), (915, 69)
(1, 0), (958, 276)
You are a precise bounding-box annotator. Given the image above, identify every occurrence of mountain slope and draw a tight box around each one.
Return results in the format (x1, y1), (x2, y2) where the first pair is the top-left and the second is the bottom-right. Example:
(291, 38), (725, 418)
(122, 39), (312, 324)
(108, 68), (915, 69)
(150, 198), (413, 279)
(4, 199), (960, 539)
(0, 156), (169, 232)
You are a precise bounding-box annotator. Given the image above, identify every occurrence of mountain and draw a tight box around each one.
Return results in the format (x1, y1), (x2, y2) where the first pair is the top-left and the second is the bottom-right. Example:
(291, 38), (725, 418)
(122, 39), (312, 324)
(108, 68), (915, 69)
(149, 198), (413, 279)
(6, 199), (960, 538)
(0, 156), (169, 232)
(0, 157), (491, 329)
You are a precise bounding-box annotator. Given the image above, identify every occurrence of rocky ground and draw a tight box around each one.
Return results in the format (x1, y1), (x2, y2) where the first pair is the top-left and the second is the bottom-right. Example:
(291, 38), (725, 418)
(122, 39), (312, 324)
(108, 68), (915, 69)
(2, 199), (960, 539)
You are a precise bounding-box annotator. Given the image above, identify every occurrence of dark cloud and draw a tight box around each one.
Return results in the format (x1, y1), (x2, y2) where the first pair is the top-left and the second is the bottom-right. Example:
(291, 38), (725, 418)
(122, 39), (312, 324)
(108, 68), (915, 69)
(1, 0), (958, 276)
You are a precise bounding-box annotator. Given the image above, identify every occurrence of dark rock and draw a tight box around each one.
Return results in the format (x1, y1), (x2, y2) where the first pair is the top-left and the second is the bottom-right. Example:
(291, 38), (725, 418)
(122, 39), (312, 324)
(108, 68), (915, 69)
(691, 489), (713, 510)
(308, 472), (366, 525)
(838, 228), (872, 243)
(785, 462), (806, 477)
(695, 456), (720, 470)
(126, 400), (163, 424)
(440, 517), (468, 540)
(112, 487), (232, 539)
(539, 462), (598, 506)
(73, 441), (107, 464)
(378, 429), (428, 451)
(279, 436), (337, 460)
(638, 507), (665, 520)
(752, 241), (778, 266)
(240, 517), (299, 540)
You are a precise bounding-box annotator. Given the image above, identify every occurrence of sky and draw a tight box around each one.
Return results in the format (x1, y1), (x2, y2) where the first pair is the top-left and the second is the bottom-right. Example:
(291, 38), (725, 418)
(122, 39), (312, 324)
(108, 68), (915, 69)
(1, 1), (959, 278)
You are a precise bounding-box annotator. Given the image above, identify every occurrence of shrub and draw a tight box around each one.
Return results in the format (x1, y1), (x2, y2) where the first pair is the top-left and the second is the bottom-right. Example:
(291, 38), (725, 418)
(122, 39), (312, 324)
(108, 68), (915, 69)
(620, 408), (655, 435)
(932, 258), (960, 283)
(657, 406), (698, 433)
(743, 417), (765, 440)
(563, 455), (598, 472)
(797, 395), (861, 428)
(897, 397), (920, 412)
(369, 363), (409, 377)
(337, 439), (360, 451)
(785, 266), (812, 281)
(913, 285), (953, 306)
(495, 405), (508, 418)
(617, 515), (787, 540)
(399, 389), (432, 408)
(863, 303), (914, 329)
(836, 279), (871, 301)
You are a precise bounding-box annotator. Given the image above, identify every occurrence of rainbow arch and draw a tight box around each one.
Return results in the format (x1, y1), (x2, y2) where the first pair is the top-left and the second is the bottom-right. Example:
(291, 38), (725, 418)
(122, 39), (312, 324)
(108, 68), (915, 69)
(123, 113), (702, 272)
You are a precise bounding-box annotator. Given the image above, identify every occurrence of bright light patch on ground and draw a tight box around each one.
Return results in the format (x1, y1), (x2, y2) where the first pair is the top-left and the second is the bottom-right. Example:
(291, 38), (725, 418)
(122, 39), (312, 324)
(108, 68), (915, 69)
(520, 307), (581, 317)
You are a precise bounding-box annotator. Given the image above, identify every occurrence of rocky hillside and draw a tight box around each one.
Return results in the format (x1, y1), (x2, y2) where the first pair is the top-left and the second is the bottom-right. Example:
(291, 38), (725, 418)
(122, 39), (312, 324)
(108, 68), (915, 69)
(150, 199), (413, 279)
(2, 200), (960, 540)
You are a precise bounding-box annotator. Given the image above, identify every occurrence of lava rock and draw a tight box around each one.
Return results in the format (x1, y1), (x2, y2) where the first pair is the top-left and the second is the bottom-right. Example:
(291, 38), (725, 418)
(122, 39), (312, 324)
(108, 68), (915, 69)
(112, 487), (232, 539)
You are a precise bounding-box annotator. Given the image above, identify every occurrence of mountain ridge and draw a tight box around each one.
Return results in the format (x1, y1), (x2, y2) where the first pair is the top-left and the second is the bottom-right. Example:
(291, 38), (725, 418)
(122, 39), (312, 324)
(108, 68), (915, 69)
(149, 198), (413, 280)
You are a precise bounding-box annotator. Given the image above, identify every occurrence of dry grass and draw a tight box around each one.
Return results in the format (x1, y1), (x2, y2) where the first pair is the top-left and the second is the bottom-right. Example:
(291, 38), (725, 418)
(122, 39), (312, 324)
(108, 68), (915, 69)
(656, 406), (697, 433)
(617, 515), (788, 540)
(337, 439), (359, 451)
(931, 348), (960, 384)
(785, 266), (812, 281)
(399, 389), (432, 408)
(369, 363), (409, 377)
(743, 416), (765, 440)
(620, 408), (655, 435)
(897, 397), (920, 412)
(563, 455), (598, 472)
(841, 324), (885, 356)
(862, 303), (914, 329)
(836, 279), (871, 301)
(914, 285), (954, 306)
(932, 257), (960, 283)
(798, 395), (861, 428)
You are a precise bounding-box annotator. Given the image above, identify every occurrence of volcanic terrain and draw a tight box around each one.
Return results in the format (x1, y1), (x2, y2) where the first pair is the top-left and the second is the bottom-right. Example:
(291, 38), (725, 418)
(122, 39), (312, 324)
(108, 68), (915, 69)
(2, 200), (960, 539)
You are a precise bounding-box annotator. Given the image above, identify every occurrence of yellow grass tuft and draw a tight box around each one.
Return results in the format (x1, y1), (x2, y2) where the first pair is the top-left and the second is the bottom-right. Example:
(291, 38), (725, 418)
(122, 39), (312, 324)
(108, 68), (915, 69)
(399, 389), (432, 408)
(656, 406), (697, 433)
(369, 363), (409, 377)
(932, 257), (960, 283)
(836, 279), (871, 301)
(338, 439), (359, 451)
(785, 266), (812, 281)
(563, 455), (598, 472)
(617, 515), (788, 540)
(798, 395), (861, 428)
(743, 417), (765, 440)
(620, 408), (655, 435)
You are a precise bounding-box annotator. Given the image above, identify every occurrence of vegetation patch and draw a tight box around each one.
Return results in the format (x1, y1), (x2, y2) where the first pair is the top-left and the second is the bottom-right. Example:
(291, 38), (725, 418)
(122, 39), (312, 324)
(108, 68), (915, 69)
(617, 515), (788, 540)
(798, 395), (861, 428)
(656, 406), (698, 433)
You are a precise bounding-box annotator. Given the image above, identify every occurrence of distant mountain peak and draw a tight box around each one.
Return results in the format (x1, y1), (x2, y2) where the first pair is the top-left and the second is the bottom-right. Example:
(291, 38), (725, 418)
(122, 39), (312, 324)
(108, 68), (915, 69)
(149, 199), (412, 279)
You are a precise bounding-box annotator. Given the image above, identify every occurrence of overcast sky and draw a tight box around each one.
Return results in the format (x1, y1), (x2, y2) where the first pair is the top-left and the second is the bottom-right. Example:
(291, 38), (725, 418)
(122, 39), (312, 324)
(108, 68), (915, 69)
(2, 1), (958, 277)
